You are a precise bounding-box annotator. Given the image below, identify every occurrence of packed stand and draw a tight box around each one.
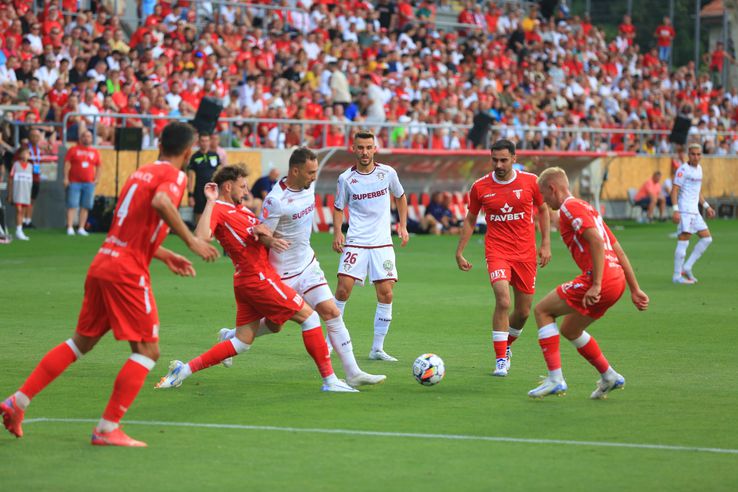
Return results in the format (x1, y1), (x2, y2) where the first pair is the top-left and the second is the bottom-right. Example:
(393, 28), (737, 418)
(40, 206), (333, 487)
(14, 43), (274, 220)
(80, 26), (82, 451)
(0, 1), (735, 154)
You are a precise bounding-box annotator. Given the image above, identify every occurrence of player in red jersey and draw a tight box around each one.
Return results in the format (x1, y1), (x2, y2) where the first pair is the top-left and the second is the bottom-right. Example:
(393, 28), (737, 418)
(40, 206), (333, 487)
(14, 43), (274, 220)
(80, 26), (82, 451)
(0, 122), (219, 446)
(154, 165), (358, 392)
(528, 167), (649, 399)
(456, 139), (551, 377)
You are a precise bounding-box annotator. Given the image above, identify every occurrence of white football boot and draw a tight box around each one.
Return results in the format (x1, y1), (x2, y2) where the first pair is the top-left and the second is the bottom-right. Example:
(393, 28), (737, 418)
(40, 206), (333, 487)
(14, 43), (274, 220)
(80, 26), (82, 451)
(590, 373), (626, 400)
(155, 360), (188, 389)
(369, 349), (398, 362)
(492, 358), (508, 377)
(321, 379), (359, 393)
(528, 377), (568, 398)
(346, 371), (387, 388)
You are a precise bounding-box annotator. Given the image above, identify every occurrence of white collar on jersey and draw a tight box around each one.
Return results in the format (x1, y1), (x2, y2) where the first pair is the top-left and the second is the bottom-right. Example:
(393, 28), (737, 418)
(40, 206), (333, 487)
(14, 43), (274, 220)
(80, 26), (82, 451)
(491, 169), (517, 185)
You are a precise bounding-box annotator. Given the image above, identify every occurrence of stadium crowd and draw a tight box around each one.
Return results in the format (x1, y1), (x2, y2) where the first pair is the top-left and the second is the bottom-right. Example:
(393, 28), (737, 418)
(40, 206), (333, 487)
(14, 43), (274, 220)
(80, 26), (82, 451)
(0, 0), (736, 154)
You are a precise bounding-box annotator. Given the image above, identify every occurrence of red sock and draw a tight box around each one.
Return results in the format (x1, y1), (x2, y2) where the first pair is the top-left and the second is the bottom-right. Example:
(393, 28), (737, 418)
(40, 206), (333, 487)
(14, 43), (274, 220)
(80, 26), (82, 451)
(508, 335), (519, 346)
(302, 327), (333, 378)
(19, 341), (78, 399)
(539, 335), (561, 371)
(577, 337), (610, 374)
(188, 340), (237, 373)
(102, 355), (153, 423)
(493, 340), (507, 359)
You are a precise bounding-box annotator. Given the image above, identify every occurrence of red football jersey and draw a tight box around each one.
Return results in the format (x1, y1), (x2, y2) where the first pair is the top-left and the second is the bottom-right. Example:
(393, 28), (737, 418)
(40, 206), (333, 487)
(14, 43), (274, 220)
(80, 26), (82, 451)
(558, 197), (623, 279)
(468, 170), (543, 261)
(88, 161), (187, 284)
(210, 200), (273, 286)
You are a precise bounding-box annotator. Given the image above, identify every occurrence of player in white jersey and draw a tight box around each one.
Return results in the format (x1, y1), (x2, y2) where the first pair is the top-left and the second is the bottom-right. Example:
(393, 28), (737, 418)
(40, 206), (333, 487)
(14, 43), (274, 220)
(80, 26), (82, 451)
(217, 147), (386, 388)
(671, 143), (715, 284)
(332, 131), (409, 362)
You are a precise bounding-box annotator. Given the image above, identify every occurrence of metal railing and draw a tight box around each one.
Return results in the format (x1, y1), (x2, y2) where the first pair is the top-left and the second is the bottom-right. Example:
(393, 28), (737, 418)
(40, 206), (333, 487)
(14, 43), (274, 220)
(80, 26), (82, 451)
(58, 112), (738, 155)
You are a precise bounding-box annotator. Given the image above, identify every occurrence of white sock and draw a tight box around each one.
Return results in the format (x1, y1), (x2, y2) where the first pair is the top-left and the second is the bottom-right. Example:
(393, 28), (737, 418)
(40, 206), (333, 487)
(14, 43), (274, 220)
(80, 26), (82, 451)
(13, 391), (30, 411)
(603, 366), (618, 379)
(673, 240), (689, 277)
(180, 362), (193, 379)
(537, 323), (559, 339)
(549, 368), (564, 381)
(372, 302), (392, 351)
(326, 316), (360, 377)
(230, 337), (251, 354)
(322, 373), (339, 385)
(23, 218), (30, 225)
(683, 237), (712, 271)
(334, 298), (347, 316)
(570, 331), (591, 349)
(508, 327), (522, 340)
(16, 225), (22, 232)
(225, 328), (236, 339)
(96, 418), (119, 433)
(301, 312), (321, 332)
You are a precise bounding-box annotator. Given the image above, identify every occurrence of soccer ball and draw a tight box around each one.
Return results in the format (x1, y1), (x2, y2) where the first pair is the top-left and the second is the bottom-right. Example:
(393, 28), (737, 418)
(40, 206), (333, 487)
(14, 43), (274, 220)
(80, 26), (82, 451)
(412, 353), (445, 386)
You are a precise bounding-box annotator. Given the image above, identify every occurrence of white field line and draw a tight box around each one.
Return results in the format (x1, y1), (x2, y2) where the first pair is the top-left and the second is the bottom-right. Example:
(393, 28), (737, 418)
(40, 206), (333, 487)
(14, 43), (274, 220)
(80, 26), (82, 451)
(23, 417), (738, 455)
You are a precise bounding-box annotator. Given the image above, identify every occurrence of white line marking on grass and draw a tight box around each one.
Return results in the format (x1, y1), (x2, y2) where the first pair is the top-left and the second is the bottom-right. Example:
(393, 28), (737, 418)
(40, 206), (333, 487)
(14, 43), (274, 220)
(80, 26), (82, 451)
(25, 418), (738, 455)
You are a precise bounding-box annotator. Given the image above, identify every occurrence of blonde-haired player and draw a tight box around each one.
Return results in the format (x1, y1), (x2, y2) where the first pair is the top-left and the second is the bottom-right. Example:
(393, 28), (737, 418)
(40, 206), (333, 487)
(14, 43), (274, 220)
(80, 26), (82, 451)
(528, 167), (649, 399)
(671, 143), (715, 284)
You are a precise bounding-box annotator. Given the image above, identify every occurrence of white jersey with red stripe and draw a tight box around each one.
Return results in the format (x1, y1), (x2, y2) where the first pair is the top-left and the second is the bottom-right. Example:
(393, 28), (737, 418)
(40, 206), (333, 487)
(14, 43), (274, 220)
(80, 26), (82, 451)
(260, 178), (316, 278)
(334, 162), (404, 247)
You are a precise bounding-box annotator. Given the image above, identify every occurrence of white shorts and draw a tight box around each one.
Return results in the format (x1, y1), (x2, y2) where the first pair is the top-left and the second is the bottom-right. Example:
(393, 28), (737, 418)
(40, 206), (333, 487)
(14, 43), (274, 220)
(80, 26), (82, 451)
(677, 212), (708, 235)
(282, 258), (334, 308)
(338, 246), (398, 285)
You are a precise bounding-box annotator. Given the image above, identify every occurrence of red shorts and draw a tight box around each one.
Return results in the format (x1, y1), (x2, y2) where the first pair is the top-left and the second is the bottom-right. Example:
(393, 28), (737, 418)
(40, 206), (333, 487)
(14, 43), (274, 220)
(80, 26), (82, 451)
(485, 258), (537, 294)
(556, 273), (626, 320)
(76, 275), (160, 342)
(234, 273), (304, 326)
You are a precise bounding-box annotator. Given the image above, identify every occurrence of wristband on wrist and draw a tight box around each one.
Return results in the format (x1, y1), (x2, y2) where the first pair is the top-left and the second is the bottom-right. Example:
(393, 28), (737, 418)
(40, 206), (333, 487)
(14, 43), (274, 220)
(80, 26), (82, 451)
(672, 204), (679, 212)
(703, 201), (710, 209)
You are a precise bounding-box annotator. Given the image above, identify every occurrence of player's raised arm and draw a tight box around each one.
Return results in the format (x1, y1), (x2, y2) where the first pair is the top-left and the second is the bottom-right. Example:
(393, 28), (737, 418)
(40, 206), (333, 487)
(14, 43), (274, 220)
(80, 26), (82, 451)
(455, 211), (476, 271)
(612, 241), (649, 311)
(194, 182), (218, 241)
(151, 190), (218, 262)
(580, 227), (604, 307)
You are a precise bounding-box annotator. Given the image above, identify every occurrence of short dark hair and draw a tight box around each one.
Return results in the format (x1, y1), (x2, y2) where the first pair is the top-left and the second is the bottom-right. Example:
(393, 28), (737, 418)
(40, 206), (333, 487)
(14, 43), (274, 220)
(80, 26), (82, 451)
(160, 122), (196, 157)
(490, 139), (516, 155)
(289, 146), (317, 169)
(354, 130), (375, 141)
(212, 165), (249, 187)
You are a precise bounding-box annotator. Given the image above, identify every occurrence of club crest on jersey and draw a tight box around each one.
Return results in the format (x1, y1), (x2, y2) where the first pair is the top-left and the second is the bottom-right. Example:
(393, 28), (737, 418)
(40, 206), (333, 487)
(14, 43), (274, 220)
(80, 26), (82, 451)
(513, 189), (522, 199)
(383, 260), (394, 272)
(377, 172), (385, 181)
(571, 217), (583, 231)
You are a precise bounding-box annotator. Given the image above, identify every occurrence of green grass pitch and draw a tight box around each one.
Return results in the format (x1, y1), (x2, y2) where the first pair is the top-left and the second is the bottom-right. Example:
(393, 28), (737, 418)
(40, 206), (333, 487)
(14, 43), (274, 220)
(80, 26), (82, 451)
(1, 222), (737, 491)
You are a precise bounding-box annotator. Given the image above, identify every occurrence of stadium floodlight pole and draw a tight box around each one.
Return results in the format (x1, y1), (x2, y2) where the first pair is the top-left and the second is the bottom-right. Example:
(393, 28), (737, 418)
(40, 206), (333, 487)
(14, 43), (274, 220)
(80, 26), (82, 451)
(723, 6), (729, 88)
(669, 0), (675, 67)
(695, 0), (701, 72)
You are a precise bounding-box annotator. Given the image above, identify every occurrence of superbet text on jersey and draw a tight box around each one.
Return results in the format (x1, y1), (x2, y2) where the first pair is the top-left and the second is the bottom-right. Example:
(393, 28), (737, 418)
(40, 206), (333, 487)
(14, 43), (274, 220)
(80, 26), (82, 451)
(468, 170), (543, 261)
(335, 162), (404, 247)
(260, 178), (316, 278)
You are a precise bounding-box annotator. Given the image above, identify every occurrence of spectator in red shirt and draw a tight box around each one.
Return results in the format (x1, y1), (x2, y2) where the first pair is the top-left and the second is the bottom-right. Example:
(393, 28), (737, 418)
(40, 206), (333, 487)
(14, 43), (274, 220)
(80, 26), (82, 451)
(705, 41), (735, 86)
(63, 129), (101, 235)
(618, 14), (636, 46)
(654, 17), (675, 62)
